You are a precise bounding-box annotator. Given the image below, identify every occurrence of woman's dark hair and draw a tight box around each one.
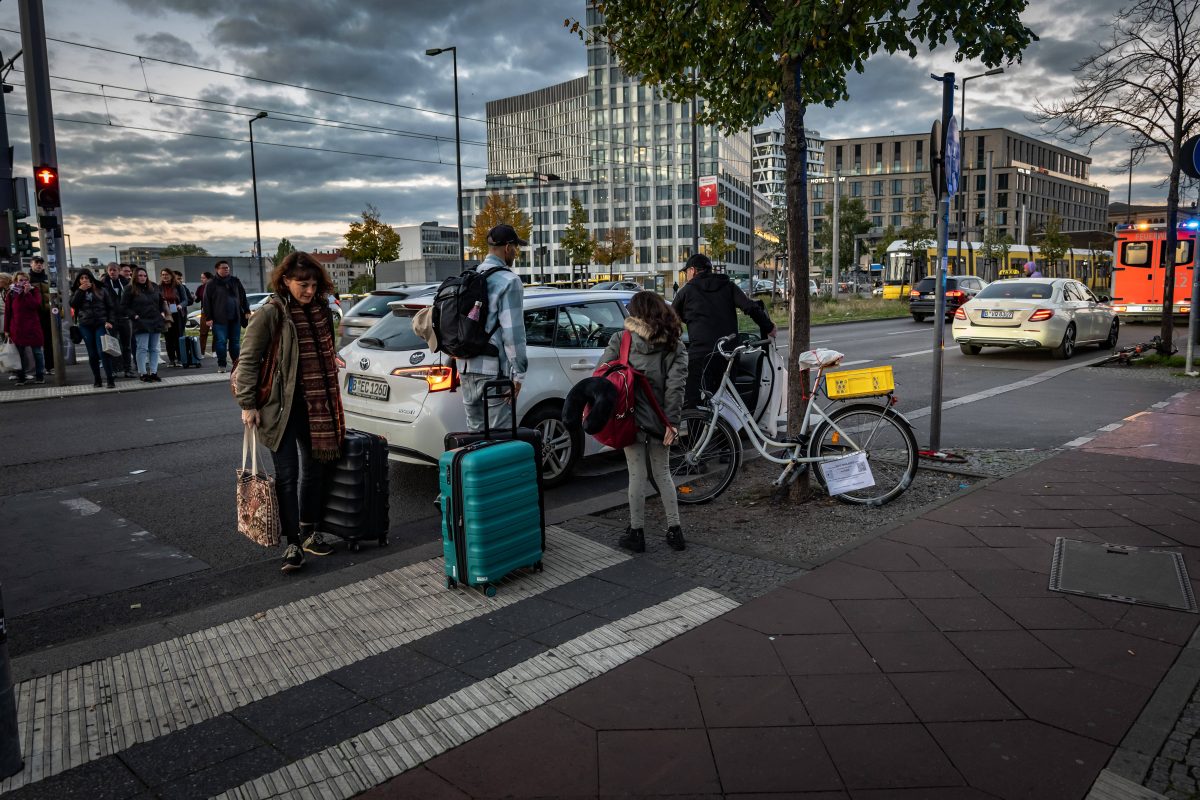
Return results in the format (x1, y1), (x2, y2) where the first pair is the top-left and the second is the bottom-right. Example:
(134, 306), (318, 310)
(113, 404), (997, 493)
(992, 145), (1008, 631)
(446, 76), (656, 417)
(628, 291), (681, 349)
(271, 251), (335, 301)
(129, 266), (157, 297)
(72, 270), (98, 292)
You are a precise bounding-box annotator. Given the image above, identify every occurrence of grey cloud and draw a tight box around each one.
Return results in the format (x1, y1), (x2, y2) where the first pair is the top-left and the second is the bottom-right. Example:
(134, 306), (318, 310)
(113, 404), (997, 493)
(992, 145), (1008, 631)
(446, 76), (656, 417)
(133, 32), (210, 66)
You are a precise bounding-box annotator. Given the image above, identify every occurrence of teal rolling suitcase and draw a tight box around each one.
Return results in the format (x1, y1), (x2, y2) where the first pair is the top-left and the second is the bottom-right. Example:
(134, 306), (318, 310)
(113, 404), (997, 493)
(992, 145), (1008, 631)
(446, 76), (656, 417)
(440, 438), (544, 596)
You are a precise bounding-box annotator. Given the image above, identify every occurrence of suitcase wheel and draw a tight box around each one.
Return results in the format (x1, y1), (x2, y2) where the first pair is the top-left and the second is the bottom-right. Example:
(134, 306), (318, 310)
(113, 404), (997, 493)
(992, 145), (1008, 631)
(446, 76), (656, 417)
(446, 576), (457, 590)
(534, 560), (544, 573)
(484, 584), (497, 598)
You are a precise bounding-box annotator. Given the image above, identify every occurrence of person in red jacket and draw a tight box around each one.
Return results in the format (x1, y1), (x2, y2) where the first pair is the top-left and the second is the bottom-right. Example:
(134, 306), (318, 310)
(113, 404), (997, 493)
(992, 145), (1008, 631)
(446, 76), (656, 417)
(2, 271), (46, 385)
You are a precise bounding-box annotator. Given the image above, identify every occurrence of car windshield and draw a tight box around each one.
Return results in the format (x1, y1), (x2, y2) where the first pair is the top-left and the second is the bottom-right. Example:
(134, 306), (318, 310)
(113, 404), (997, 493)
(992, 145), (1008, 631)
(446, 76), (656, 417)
(357, 309), (427, 351)
(591, 281), (615, 290)
(975, 281), (1054, 300)
(915, 277), (958, 291)
(348, 294), (405, 318)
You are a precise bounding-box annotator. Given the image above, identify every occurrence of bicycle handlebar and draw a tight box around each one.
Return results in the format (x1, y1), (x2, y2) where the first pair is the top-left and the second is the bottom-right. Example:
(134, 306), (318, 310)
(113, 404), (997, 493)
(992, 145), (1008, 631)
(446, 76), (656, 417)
(715, 334), (771, 357)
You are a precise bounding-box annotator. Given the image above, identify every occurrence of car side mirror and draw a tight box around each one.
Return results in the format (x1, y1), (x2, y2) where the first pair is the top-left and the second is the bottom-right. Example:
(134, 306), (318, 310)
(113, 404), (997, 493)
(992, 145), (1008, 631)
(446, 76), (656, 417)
(1099, 295), (1111, 303)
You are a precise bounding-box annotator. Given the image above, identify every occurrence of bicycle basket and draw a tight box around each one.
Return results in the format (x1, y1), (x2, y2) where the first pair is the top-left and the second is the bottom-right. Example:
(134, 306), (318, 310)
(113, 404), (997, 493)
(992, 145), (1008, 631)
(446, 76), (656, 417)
(825, 365), (895, 399)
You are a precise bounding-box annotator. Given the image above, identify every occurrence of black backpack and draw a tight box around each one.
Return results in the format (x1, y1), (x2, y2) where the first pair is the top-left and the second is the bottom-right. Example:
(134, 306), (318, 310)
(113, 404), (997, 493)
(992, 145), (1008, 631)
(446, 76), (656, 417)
(431, 265), (507, 358)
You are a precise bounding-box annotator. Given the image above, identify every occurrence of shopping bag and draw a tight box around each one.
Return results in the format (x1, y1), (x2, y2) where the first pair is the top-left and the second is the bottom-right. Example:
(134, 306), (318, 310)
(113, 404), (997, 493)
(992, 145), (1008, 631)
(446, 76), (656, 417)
(101, 333), (121, 357)
(0, 341), (19, 371)
(235, 427), (281, 547)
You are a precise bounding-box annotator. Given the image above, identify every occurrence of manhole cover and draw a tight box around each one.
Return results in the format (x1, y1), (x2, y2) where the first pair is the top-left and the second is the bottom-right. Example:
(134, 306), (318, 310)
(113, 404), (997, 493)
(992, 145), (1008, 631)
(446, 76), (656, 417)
(1049, 538), (1197, 613)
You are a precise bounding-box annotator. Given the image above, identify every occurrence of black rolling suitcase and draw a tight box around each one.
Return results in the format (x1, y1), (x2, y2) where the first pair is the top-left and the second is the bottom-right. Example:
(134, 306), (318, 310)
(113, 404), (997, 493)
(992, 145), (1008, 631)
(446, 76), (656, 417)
(320, 429), (390, 551)
(443, 380), (546, 548)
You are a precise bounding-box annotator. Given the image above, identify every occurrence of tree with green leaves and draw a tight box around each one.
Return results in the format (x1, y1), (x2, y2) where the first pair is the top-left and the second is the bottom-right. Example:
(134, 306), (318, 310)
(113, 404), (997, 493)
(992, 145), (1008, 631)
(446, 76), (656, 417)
(160, 243), (208, 257)
(348, 274), (374, 295)
(569, 0), (1034, 499)
(593, 227), (635, 272)
(898, 195), (938, 285)
(342, 205), (402, 290)
(980, 224), (1014, 280)
(275, 238), (296, 265)
(871, 224), (899, 266)
(814, 198), (870, 278)
(704, 204), (736, 268)
(1037, 211), (1070, 273)
(469, 193), (532, 263)
(560, 198), (595, 286)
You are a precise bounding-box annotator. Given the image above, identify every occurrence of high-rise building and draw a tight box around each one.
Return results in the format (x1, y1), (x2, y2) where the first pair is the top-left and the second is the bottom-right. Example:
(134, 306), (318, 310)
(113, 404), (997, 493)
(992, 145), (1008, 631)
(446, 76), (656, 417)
(752, 127), (826, 209)
(461, 1), (767, 285)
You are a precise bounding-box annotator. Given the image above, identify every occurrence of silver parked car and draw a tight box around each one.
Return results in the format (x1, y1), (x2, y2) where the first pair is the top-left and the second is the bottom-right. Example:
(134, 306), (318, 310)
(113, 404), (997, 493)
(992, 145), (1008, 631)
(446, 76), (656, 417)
(339, 285), (438, 348)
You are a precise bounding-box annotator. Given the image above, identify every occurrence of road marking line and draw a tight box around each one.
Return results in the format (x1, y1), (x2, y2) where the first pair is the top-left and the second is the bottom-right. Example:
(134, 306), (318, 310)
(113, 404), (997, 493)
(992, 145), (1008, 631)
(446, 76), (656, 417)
(1063, 436), (1095, 448)
(1098, 423), (1124, 432)
(903, 352), (1111, 420)
(839, 359), (873, 367)
(0, 527), (628, 794)
(886, 329), (925, 336)
(896, 349), (934, 358)
(215, 588), (739, 800)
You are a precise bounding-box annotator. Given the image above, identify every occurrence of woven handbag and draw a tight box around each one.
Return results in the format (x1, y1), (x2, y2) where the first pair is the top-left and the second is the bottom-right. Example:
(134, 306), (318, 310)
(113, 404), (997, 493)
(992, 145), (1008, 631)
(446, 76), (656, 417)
(236, 427), (281, 547)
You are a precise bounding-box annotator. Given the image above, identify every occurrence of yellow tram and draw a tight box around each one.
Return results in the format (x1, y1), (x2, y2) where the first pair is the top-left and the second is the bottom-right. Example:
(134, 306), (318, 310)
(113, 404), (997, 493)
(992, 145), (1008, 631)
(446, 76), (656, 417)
(881, 240), (1113, 299)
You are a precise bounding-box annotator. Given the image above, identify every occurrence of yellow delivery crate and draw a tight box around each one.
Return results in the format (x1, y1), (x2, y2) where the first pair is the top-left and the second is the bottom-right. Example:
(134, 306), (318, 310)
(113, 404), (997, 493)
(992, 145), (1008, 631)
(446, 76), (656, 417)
(825, 365), (895, 399)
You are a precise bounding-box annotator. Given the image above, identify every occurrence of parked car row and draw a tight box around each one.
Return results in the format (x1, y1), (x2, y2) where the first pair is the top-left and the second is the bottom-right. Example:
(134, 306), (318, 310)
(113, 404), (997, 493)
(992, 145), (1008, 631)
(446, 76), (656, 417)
(908, 276), (988, 322)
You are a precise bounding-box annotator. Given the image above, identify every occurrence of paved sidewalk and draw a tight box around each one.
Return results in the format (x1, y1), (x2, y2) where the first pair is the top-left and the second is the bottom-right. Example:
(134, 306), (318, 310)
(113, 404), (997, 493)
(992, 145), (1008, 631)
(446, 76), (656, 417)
(0, 358), (227, 404)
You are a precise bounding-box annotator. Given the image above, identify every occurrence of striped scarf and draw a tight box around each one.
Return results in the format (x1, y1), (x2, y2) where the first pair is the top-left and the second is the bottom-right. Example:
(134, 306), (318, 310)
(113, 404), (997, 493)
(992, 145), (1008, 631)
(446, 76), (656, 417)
(289, 300), (345, 461)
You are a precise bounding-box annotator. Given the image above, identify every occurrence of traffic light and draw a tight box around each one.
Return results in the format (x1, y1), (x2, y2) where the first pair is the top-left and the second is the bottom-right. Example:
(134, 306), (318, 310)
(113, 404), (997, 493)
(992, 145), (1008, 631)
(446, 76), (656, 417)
(34, 164), (59, 210)
(14, 222), (39, 258)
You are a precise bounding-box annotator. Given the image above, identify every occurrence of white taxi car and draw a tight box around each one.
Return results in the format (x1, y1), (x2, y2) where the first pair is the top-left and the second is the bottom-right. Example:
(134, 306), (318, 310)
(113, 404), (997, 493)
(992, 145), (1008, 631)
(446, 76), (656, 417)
(337, 289), (634, 486)
(952, 278), (1119, 358)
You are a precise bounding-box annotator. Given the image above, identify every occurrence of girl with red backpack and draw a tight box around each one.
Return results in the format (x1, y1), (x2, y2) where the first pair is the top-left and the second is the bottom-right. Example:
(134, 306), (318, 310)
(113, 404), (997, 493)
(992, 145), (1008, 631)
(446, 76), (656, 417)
(598, 291), (689, 553)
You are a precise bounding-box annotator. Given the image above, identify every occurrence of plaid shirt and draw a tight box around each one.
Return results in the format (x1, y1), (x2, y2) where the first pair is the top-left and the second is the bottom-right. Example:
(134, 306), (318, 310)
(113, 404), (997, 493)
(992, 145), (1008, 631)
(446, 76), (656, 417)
(455, 255), (528, 382)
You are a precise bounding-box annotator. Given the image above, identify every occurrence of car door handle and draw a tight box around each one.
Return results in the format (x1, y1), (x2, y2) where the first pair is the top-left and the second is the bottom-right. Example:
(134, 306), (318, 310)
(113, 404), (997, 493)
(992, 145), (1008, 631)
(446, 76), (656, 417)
(570, 363), (594, 370)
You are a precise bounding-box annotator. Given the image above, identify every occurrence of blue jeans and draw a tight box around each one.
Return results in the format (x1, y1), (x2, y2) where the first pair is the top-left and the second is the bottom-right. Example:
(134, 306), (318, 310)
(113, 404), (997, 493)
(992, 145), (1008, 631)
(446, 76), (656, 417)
(211, 321), (242, 367)
(461, 374), (514, 434)
(14, 345), (44, 381)
(80, 324), (114, 382)
(134, 332), (160, 375)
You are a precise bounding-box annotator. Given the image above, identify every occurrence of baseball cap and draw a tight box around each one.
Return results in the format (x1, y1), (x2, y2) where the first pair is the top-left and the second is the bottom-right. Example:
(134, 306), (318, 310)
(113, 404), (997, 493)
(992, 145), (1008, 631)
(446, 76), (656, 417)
(486, 224), (528, 246)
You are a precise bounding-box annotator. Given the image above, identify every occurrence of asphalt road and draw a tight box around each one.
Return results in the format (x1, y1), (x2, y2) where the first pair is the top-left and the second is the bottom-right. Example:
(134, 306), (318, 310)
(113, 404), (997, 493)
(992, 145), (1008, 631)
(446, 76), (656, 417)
(0, 317), (1188, 655)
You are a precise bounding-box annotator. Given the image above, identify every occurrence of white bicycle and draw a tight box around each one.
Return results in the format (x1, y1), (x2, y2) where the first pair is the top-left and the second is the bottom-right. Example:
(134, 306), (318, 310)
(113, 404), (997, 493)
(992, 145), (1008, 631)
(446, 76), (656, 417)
(663, 334), (919, 506)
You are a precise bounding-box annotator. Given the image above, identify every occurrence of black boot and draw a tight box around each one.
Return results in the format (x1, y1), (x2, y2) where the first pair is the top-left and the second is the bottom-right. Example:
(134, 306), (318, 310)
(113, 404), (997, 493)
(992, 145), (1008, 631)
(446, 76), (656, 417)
(666, 525), (686, 551)
(619, 527), (645, 553)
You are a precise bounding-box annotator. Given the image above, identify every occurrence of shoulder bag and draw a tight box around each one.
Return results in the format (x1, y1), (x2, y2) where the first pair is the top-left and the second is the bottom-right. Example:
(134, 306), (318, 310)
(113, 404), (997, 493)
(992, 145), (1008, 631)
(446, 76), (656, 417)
(235, 426), (281, 547)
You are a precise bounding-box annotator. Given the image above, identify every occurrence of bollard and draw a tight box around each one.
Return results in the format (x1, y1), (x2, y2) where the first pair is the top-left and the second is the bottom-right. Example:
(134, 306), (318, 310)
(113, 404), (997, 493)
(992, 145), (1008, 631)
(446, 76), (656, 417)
(0, 582), (23, 780)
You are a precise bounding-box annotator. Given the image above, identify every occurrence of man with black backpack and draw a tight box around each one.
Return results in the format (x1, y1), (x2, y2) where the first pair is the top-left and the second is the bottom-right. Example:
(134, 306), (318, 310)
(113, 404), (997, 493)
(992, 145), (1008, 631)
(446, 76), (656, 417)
(433, 224), (529, 433)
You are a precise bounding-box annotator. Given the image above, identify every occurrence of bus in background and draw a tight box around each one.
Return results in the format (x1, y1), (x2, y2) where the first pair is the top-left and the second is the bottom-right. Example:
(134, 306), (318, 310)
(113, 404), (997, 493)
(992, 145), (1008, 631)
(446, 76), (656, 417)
(1111, 221), (1197, 321)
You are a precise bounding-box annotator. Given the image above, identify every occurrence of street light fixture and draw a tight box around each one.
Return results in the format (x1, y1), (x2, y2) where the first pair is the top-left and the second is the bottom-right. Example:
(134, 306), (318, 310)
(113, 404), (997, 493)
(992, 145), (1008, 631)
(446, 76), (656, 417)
(426, 47), (465, 273)
(535, 151), (563, 283)
(249, 111), (268, 292)
(959, 67), (1004, 245)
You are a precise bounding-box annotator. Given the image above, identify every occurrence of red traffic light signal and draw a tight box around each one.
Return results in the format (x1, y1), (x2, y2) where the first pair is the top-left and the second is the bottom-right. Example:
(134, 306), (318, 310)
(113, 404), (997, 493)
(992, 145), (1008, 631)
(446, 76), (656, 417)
(34, 164), (60, 210)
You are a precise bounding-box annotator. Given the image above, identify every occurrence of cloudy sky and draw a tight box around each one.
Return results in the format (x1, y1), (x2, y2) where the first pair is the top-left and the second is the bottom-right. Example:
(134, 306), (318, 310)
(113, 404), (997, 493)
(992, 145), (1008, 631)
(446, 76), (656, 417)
(0, 0), (1183, 266)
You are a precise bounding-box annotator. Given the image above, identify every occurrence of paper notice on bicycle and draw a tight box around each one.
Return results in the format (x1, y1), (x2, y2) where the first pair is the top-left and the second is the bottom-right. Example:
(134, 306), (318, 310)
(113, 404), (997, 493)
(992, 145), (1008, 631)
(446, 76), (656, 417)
(819, 451), (875, 494)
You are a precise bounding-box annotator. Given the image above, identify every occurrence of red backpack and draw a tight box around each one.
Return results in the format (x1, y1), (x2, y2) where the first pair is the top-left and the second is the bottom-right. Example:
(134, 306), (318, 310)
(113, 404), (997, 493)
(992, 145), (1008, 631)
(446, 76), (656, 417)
(588, 332), (671, 449)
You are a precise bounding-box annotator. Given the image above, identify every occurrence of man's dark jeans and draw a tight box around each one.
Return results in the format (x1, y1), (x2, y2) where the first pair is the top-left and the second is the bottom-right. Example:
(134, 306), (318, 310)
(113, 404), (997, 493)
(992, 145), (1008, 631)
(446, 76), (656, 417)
(684, 350), (726, 409)
(111, 319), (133, 372)
(270, 404), (326, 546)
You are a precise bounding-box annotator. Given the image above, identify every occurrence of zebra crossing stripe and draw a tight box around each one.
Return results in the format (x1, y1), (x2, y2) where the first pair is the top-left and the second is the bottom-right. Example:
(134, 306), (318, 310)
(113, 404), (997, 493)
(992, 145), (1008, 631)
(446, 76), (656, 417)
(0, 526), (628, 795)
(216, 588), (739, 800)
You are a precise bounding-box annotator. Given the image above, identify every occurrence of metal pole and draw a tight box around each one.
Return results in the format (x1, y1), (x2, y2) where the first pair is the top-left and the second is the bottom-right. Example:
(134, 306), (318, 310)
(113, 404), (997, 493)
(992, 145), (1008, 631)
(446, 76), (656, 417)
(930, 72), (955, 454)
(0, 65), (14, 269)
(0, 582), (22, 780)
(691, 74), (699, 260)
(64, 232), (73, 269)
(831, 169), (840, 296)
(959, 80), (967, 242)
(985, 151), (994, 279)
(451, 48), (465, 274)
(249, 112), (266, 293)
(20, 0), (72, 382)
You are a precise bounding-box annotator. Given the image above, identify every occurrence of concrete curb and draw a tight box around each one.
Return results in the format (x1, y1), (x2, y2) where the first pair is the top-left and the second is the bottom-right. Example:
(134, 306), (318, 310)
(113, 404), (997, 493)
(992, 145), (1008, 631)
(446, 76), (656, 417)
(0, 370), (229, 404)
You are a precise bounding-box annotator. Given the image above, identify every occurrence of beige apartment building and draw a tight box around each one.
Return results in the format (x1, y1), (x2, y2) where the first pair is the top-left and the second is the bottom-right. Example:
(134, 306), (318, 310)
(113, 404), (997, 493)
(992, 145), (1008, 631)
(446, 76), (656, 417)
(811, 128), (1110, 259)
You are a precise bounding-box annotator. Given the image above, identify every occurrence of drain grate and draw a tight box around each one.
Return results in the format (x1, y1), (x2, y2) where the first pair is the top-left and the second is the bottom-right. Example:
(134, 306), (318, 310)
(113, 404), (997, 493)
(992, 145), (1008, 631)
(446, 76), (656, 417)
(1049, 538), (1197, 613)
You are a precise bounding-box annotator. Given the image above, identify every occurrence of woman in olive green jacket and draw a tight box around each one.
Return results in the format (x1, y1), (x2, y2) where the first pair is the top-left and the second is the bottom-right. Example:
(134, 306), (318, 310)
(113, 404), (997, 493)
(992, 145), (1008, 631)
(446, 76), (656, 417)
(235, 251), (345, 573)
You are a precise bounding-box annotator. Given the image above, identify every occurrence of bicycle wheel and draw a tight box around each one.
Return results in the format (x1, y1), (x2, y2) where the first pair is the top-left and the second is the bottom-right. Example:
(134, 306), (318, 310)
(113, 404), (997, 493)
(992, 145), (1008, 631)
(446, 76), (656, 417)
(660, 409), (742, 504)
(808, 403), (918, 506)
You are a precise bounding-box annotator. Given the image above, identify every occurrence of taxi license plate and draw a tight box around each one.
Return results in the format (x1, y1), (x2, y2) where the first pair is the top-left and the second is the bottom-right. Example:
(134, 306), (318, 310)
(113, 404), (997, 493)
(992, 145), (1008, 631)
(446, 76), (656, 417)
(348, 375), (389, 400)
(981, 310), (1014, 319)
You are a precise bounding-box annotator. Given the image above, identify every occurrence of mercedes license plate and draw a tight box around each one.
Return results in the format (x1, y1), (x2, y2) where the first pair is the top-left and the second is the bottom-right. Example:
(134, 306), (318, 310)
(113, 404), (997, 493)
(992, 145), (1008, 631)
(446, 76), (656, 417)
(348, 375), (389, 400)
(981, 309), (1014, 319)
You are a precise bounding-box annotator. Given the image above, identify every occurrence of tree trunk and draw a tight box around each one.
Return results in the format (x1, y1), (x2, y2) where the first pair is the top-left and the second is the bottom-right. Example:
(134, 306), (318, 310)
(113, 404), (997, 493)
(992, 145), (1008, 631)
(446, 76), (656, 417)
(782, 59), (814, 502)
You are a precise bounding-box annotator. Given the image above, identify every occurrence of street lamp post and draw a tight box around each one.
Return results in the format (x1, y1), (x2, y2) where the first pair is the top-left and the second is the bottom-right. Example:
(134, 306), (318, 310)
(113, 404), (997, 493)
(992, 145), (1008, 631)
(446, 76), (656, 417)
(535, 151), (563, 283)
(426, 47), (465, 274)
(64, 233), (73, 269)
(110, 245), (118, 263)
(249, 111), (267, 292)
(958, 68), (1004, 244)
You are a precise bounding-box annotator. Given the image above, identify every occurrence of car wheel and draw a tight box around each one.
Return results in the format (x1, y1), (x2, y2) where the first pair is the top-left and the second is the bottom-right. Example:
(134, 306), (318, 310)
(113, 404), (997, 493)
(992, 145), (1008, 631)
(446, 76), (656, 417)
(1102, 318), (1119, 350)
(912, 313), (927, 323)
(959, 343), (982, 355)
(1052, 323), (1076, 359)
(524, 405), (581, 488)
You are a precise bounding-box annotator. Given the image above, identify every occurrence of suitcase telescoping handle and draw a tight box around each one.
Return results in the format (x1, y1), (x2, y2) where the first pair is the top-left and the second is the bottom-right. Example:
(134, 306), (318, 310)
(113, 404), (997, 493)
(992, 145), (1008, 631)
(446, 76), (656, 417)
(481, 378), (518, 439)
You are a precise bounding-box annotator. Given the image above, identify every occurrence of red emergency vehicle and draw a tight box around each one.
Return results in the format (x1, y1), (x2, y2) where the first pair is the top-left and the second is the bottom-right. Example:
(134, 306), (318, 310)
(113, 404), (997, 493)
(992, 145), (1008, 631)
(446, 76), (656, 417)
(1111, 221), (1197, 320)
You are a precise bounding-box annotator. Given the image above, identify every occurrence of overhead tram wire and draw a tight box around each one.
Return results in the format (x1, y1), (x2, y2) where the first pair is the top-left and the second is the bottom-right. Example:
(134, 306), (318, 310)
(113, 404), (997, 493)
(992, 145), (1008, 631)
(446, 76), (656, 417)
(0, 29), (764, 180)
(1, 110), (490, 169)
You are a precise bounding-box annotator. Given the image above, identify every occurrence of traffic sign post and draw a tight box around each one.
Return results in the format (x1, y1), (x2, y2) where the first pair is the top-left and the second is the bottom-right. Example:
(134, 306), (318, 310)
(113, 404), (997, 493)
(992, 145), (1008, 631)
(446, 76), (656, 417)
(928, 72), (956, 458)
(1181, 134), (1200, 376)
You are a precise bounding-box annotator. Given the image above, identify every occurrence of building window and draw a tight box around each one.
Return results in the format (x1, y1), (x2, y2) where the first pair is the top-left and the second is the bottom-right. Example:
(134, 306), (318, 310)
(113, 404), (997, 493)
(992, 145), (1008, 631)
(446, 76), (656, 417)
(657, 224), (672, 238)
(893, 141), (902, 171)
(656, 205), (673, 219)
(678, 224), (693, 238)
(554, 210), (568, 224)
(891, 214), (903, 226)
(812, 201), (824, 216)
(872, 181), (884, 196)
(636, 225), (652, 239)
(657, 245), (673, 263)
(892, 198), (904, 213)
(851, 182), (863, 198)
(870, 199), (882, 213)
(891, 179), (904, 195)
(915, 141), (924, 172)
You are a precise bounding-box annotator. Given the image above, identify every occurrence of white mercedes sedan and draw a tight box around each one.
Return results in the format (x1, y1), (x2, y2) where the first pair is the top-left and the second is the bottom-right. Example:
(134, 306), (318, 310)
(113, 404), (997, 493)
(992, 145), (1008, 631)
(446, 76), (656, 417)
(952, 278), (1119, 359)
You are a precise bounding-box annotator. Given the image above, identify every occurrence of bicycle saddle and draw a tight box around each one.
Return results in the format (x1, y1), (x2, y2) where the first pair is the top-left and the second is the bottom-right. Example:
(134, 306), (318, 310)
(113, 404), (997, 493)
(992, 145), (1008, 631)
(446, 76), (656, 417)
(797, 348), (844, 368)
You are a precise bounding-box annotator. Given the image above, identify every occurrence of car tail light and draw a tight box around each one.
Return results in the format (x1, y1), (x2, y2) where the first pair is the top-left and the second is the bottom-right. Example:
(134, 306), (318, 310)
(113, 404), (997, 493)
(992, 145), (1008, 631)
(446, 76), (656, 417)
(909, 290), (921, 299)
(945, 290), (965, 299)
(1028, 308), (1054, 322)
(335, 354), (346, 369)
(391, 364), (457, 392)
(954, 307), (967, 320)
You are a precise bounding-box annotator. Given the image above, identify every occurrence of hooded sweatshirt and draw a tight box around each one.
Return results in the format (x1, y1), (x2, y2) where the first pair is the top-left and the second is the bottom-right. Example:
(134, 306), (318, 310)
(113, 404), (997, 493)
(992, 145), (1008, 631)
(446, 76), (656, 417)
(597, 316), (688, 437)
(671, 270), (773, 353)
